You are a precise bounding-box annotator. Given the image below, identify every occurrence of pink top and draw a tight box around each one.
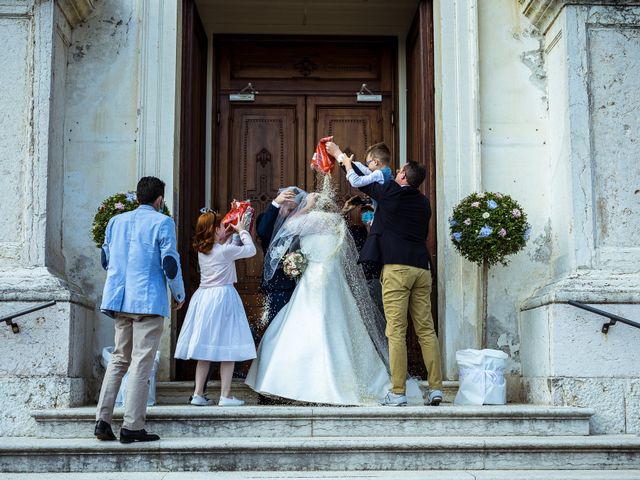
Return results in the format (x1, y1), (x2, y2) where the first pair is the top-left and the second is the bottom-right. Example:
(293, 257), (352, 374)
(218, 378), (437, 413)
(198, 230), (256, 288)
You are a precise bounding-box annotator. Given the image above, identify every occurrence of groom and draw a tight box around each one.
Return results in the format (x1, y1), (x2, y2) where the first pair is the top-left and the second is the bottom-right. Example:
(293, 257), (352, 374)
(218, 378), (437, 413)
(327, 142), (444, 406)
(255, 187), (303, 327)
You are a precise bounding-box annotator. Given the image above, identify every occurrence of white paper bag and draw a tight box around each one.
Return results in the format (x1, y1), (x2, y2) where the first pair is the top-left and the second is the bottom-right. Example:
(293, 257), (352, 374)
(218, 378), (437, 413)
(454, 348), (508, 405)
(101, 346), (161, 406)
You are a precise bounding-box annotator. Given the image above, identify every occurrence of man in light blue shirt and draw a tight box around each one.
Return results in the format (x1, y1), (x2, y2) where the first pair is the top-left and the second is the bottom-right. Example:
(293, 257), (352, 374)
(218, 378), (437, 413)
(95, 176), (185, 444)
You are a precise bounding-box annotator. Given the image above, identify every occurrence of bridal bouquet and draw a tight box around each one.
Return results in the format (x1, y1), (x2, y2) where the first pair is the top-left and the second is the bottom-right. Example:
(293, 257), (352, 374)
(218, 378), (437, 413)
(92, 191), (171, 247)
(282, 250), (307, 281)
(449, 192), (530, 266)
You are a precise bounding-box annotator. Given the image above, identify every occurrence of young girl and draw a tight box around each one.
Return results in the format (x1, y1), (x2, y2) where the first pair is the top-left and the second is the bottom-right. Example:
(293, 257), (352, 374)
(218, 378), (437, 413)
(174, 210), (257, 406)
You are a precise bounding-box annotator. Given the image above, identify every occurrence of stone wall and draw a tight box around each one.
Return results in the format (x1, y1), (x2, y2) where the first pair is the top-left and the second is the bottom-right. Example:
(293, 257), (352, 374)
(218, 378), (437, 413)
(61, 0), (143, 387)
(476, 0), (550, 393)
(519, 1), (640, 434)
(0, 0), (95, 437)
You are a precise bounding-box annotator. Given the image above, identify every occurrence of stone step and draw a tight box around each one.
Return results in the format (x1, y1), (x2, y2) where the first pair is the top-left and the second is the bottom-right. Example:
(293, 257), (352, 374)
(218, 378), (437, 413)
(154, 380), (461, 405)
(32, 405), (593, 438)
(2, 435), (639, 473)
(4, 471), (640, 480)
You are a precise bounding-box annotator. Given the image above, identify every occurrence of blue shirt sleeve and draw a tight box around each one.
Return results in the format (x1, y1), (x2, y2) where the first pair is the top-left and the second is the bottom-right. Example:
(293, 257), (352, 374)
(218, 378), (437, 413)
(159, 217), (185, 303)
(101, 218), (113, 270)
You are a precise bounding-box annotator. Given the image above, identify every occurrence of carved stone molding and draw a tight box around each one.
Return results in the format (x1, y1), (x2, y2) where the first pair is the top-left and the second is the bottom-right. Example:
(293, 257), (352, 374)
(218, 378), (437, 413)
(520, 0), (640, 33)
(57, 0), (95, 28)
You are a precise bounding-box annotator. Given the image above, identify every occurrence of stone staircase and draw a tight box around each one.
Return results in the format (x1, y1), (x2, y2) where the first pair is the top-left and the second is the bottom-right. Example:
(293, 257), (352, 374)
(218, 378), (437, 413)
(1, 381), (640, 477)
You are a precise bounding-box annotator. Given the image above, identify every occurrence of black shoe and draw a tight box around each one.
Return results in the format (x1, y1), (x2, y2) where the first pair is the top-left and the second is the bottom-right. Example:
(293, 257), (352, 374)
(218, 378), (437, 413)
(119, 427), (160, 444)
(94, 420), (116, 441)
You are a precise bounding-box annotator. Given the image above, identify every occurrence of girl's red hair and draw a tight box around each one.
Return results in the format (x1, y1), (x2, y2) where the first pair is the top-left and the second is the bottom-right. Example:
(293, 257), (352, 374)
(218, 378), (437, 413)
(192, 212), (223, 253)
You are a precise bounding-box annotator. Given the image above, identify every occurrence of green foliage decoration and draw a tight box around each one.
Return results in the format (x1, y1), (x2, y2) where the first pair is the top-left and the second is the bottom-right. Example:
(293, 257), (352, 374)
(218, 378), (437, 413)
(91, 191), (171, 248)
(449, 192), (530, 266)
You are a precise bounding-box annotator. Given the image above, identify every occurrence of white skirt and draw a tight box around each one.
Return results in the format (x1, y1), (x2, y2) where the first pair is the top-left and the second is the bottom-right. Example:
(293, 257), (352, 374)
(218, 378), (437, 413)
(174, 284), (257, 362)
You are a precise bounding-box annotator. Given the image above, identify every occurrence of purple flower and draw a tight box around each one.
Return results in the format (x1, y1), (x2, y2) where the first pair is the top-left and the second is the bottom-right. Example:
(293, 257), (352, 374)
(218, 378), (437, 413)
(449, 218), (458, 227)
(114, 202), (125, 210)
(471, 202), (480, 208)
(478, 225), (493, 238)
(487, 199), (498, 209)
(452, 232), (462, 243)
(512, 208), (521, 218)
(498, 228), (507, 237)
(464, 218), (471, 225)
(125, 192), (137, 203)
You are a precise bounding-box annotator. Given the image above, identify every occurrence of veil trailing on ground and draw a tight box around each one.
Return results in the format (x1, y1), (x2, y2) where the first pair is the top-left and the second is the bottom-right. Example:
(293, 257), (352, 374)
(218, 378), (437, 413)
(263, 176), (390, 372)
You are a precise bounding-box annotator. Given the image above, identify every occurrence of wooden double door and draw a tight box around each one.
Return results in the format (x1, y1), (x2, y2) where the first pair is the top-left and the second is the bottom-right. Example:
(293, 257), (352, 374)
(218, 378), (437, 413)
(178, 3), (437, 380)
(213, 36), (396, 352)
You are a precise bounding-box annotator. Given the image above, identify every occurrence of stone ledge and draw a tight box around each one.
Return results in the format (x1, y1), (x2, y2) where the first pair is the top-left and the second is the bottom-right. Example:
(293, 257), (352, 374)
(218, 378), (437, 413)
(3, 470), (640, 480)
(0, 267), (94, 308)
(57, 0), (95, 28)
(2, 435), (640, 473)
(521, 269), (640, 310)
(520, 1), (640, 34)
(32, 404), (595, 421)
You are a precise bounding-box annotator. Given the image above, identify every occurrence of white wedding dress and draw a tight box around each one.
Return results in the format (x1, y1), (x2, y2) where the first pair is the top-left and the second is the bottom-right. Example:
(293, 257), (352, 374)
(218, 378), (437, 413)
(245, 211), (421, 405)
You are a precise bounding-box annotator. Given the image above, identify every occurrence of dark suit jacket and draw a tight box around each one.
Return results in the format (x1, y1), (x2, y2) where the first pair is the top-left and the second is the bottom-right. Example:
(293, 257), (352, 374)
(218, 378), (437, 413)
(356, 180), (431, 270)
(256, 204), (296, 292)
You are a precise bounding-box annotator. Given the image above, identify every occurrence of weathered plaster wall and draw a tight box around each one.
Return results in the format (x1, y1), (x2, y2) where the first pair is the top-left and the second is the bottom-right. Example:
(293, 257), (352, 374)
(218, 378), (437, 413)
(588, 20), (640, 268)
(520, 3), (640, 434)
(0, 5), (31, 268)
(0, 0), (94, 437)
(46, 4), (70, 277)
(62, 0), (142, 382)
(476, 0), (549, 389)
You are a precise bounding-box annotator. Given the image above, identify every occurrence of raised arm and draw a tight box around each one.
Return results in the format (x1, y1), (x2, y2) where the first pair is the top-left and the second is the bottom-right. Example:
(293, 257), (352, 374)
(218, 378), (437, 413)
(226, 212), (257, 260)
(347, 169), (384, 188)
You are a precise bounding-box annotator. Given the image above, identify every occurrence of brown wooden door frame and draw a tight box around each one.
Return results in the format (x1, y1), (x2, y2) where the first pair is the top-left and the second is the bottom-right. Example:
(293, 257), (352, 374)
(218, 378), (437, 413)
(176, 30), (438, 381)
(176, 0), (208, 381)
(406, 0), (438, 377)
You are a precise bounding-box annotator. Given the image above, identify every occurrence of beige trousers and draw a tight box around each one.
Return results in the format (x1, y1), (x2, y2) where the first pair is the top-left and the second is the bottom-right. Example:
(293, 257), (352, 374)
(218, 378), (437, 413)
(96, 313), (164, 430)
(382, 264), (443, 394)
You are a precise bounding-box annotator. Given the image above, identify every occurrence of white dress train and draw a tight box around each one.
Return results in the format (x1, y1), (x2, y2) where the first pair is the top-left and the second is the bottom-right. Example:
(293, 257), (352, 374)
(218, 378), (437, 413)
(245, 213), (421, 405)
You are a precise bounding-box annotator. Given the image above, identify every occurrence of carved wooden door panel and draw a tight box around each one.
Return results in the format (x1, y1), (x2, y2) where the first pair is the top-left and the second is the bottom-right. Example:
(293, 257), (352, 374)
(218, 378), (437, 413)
(214, 95), (306, 330)
(306, 95), (395, 203)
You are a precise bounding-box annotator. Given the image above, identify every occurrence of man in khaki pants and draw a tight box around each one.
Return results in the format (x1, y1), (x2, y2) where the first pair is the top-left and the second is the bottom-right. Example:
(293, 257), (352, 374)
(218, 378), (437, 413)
(327, 141), (443, 406)
(95, 177), (185, 442)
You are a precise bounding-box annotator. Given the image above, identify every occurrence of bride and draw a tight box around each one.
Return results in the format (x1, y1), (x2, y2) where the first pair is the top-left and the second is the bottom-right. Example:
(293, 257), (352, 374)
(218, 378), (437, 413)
(245, 180), (420, 405)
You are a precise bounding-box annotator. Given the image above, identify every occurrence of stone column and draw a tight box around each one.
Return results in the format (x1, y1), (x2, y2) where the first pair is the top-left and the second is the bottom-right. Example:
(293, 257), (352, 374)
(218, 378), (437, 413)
(519, 0), (640, 434)
(434, 0), (483, 377)
(0, 0), (95, 436)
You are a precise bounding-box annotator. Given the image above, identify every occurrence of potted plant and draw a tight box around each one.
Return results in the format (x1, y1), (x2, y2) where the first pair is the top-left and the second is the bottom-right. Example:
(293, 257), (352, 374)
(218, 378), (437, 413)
(449, 192), (531, 347)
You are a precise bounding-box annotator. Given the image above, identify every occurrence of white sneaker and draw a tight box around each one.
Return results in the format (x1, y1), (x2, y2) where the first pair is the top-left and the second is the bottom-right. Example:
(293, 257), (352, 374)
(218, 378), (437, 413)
(379, 390), (407, 406)
(218, 395), (245, 406)
(190, 394), (213, 406)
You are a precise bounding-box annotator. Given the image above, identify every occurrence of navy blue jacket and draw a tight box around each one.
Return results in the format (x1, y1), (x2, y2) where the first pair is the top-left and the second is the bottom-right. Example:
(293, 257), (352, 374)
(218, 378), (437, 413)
(256, 204), (296, 292)
(357, 180), (431, 270)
